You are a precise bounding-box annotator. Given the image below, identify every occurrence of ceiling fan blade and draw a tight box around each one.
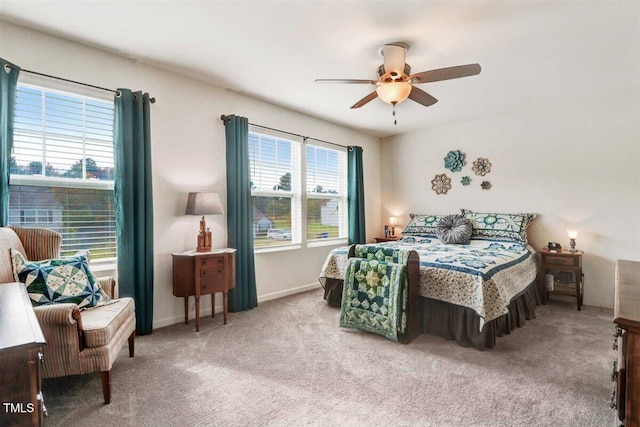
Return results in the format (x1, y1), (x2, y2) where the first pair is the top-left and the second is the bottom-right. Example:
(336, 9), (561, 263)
(410, 63), (481, 84)
(350, 91), (379, 109)
(408, 86), (438, 107)
(315, 79), (377, 84)
(382, 43), (406, 77)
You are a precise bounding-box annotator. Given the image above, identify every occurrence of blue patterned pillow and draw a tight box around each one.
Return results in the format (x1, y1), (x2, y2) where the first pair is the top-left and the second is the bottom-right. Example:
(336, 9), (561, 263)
(402, 213), (451, 237)
(461, 209), (536, 243)
(11, 249), (111, 309)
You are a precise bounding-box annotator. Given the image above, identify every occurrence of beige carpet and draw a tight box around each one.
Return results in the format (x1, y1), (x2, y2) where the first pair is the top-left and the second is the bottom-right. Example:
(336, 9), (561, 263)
(42, 288), (615, 426)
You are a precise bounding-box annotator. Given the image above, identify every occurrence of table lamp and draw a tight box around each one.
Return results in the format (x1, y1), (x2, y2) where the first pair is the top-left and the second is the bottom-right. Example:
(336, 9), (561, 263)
(389, 217), (398, 237)
(185, 191), (224, 252)
(567, 229), (579, 252)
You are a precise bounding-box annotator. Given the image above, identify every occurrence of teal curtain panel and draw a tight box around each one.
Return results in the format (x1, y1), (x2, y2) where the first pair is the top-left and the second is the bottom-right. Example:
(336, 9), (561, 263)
(348, 146), (366, 244)
(113, 89), (154, 335)
(0, 59), (20, 226)
(223, 115), (258, 312)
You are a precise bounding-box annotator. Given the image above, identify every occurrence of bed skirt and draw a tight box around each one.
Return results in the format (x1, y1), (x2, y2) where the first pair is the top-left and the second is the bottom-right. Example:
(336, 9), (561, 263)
(323, 279), (540, 350)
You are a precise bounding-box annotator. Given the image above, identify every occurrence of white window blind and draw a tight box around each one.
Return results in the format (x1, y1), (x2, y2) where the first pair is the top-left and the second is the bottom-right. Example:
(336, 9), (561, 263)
(9, 83), (116, 260)
(306, 144), (347, 241)
(249, 130), (301, 248)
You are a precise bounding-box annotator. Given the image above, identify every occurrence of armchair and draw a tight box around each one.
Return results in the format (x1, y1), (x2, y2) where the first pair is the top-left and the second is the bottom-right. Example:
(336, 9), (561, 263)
(0, 226), (135, 404)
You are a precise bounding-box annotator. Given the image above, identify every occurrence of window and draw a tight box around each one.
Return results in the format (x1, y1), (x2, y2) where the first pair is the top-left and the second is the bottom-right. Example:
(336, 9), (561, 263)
(249, 131), (301, 248)
(9, 83), (116, 260)
(249, 128), (347, 250)
(306, 144), (348, 241)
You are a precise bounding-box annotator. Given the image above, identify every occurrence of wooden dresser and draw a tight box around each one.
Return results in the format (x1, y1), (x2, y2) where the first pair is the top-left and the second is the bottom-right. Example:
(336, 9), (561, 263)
(172, 249), (236, 332)
(613, 259), (640, 426)
(0, 282), (46, 426)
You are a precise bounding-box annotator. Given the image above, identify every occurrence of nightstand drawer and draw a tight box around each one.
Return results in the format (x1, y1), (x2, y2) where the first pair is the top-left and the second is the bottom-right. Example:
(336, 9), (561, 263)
(542, 255), (579, 267)
(201, 266), (225, 279)
(200, 267), (227, 293)
(200, 256), (224, 267)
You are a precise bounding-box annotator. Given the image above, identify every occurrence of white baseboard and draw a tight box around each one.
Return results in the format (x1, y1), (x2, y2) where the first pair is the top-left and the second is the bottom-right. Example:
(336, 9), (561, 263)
(257, 282), (320, 304)
(154, 282), (321, 329)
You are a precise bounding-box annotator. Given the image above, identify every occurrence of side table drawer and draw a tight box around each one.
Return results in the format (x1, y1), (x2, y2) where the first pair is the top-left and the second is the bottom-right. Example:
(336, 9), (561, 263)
(200, 267), (227, 294)
(542, 255), (579, 267)
(200, 256), (224, 267)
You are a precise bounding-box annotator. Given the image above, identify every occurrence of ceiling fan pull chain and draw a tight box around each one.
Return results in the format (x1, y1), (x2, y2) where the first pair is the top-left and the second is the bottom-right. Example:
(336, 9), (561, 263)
(392, 101), (397, 125)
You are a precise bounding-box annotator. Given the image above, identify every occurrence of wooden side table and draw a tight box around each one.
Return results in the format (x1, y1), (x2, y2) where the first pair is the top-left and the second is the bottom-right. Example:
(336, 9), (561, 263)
(172, 249), (236, 332)
(374, 236), (400, 243)
(539, 249), (584, 310)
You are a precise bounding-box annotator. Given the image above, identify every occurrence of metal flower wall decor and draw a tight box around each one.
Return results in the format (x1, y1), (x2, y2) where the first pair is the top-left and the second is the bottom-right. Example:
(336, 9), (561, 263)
(444, 150), (466, 172)
(472, 157), (492, 176)
(432, 151), (494, 195)
(431, 173), (452, 195)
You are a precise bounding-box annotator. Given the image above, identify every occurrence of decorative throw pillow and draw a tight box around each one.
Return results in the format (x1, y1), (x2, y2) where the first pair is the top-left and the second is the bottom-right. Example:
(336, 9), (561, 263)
(436, 214), (472, 244)
(402, 213), (451, 237)
(460, 209), (536, 244)
(11, 249), (111, 309)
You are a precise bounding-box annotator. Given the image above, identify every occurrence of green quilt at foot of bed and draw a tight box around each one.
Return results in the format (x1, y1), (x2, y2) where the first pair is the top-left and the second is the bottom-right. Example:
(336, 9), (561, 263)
(339, 252), (409, 342)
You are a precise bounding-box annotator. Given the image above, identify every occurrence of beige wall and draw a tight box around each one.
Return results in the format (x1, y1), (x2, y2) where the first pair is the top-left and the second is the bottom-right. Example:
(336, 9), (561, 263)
(0, 21), (382, 328)
(381, 95), (640, 308)
(4, 13), (637, 320)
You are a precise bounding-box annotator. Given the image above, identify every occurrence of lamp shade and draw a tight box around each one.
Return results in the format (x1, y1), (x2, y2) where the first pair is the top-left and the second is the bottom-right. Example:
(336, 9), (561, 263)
(185, 192), (224, 215)
(376, 82), (412, 104)
(389, 216), (398, 226)
(567, 229), (579, 239)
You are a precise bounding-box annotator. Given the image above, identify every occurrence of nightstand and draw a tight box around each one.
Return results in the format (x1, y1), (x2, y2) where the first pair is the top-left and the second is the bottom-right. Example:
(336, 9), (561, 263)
(539, 249), (584, 310)
(172, 249), (236, 332)
(374, 236), (400, 243)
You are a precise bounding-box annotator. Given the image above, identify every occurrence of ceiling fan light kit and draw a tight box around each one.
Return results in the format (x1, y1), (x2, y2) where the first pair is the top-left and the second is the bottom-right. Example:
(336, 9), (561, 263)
(316, 42), (481, 125)
(376, 82), (412, 104)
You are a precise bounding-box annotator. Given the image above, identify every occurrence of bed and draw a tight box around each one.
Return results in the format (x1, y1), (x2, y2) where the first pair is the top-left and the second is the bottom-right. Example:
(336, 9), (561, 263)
(319, 211), (541, 350)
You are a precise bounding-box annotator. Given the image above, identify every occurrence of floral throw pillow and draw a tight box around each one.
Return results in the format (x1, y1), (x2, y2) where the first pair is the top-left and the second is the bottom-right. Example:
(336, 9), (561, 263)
(461, 209), (536, 244)
(11, 249), (111, 309)
(402, 213), (451, 237)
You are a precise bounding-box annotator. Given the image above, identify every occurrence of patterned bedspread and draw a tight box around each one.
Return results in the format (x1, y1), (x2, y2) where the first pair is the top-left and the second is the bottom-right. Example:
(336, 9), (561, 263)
(319, 236), (537, 329)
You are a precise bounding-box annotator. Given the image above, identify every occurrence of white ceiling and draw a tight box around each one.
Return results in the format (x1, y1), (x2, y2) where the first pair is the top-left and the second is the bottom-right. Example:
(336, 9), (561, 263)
(1, 1), (639, 138)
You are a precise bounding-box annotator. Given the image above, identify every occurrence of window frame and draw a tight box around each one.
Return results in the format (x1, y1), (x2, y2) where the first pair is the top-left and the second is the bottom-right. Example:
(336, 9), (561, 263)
(305, 141), (348, 247)
(9, 77), (117, 268)
(249, 128), (302, 251)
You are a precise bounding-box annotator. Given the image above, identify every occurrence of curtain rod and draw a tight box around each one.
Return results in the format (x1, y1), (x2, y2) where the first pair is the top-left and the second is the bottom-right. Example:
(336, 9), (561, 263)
(6, 65), (156, 103)
(220, 114), (349, 150)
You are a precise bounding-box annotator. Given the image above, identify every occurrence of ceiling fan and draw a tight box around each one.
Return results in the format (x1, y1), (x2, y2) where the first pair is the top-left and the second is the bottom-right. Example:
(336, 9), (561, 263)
(315, 42), (481, 124)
